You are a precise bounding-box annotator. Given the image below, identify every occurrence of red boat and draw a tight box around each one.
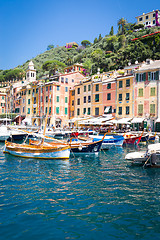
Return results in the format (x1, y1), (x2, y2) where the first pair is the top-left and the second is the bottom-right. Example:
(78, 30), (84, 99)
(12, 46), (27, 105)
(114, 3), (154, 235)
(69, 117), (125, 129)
(123, 132), (143, 145)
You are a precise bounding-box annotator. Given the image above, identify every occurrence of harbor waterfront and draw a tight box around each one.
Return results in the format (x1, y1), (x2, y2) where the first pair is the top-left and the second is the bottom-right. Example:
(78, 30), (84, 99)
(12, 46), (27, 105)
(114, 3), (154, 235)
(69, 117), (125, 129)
(0, 142), (160, 240)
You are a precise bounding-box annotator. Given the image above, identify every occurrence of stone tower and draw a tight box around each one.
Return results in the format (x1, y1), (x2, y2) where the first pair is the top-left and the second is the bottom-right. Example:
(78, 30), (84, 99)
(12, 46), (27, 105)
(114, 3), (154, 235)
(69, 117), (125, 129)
(26, 60), (36, 82)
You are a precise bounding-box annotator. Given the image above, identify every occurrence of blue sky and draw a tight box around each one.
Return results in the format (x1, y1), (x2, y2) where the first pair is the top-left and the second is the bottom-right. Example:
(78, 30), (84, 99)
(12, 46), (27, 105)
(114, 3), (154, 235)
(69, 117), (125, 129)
(0, 0), (159, 70)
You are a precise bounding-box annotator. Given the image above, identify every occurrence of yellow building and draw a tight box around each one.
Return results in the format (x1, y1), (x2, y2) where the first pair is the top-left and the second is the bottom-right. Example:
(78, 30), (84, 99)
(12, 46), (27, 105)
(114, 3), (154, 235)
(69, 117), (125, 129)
(136, 10), (160, 27)
(116, 74), (134, 119)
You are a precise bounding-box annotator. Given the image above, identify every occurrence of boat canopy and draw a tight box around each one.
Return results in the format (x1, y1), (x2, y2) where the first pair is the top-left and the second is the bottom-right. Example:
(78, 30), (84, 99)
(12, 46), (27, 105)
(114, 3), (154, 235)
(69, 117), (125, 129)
(131, 118), (144, 124)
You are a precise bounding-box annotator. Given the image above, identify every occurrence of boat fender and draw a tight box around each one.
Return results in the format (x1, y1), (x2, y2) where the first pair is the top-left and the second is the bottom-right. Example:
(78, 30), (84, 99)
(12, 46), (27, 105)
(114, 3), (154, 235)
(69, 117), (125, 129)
(78, 146), (83, 151)
(151, 153), (157, 165)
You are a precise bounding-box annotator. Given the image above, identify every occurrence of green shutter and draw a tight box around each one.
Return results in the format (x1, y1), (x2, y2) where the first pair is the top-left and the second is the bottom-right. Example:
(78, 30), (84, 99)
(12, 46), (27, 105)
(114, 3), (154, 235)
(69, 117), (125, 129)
(136, 74), (139, 82)
(148, 72), (151, 81)
(150, 87), (155, 96)
(156, 71), (159, 80)
(150, 104), (155, 114)
(143, 72), (146, 81)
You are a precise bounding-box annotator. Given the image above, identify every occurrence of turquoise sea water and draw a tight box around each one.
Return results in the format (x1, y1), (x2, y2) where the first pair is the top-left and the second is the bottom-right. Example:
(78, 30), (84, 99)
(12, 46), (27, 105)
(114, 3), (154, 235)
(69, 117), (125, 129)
(0, 142), (160, 240)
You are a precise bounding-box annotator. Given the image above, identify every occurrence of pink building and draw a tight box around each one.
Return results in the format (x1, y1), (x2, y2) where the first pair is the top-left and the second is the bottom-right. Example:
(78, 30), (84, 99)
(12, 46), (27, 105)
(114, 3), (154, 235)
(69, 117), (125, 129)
(102, 77), (116, 117)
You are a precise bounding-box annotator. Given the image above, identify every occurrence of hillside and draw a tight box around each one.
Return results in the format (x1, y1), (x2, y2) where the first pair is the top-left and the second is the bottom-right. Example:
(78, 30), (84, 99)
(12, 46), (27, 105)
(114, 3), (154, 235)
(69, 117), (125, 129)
(1, 25), (160, 81)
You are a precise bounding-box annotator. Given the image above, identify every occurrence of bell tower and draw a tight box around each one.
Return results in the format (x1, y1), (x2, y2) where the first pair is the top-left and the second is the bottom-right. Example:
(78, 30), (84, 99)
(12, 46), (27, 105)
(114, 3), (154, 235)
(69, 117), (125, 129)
(26, 60), (36, 82)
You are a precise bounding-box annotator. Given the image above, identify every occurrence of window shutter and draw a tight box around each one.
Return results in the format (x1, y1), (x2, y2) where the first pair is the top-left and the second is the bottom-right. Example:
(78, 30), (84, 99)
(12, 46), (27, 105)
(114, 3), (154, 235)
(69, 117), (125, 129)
(156, 71), (159, 80)
(136, 74), (139, 82)
(143, 72), (146, 81)
(148, 72), (151, 81)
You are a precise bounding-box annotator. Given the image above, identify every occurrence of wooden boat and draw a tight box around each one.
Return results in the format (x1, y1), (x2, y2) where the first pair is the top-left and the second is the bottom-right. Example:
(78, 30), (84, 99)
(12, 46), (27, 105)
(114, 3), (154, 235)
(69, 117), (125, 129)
(123, 132), (143, 145)
(4, 140), (70, 159)
(125, 143), (160, 167)
(140, 132), (157, 143)
(4, 95), (70, 160)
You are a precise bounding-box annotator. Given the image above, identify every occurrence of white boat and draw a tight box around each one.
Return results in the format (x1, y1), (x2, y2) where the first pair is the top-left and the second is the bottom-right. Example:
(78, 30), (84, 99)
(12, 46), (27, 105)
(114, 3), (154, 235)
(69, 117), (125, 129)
(0, 125), (10, 141)
(125, 143), (160, 166)
(89, 134), (124, 149)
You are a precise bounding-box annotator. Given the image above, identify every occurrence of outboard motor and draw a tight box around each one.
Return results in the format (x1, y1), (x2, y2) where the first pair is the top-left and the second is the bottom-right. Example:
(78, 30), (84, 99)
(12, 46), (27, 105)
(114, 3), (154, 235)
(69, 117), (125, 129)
(151, 153), (157, 165)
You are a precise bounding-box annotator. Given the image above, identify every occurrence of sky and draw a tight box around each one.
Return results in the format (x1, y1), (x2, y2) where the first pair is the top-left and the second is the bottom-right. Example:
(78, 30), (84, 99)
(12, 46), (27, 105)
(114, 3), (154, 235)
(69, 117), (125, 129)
(0, 0), (159, 70)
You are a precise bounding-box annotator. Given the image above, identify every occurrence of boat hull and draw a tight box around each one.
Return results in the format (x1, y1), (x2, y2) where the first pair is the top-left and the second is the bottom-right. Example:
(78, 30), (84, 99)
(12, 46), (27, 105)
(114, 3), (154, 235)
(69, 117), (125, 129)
(4, 142), (70, 159)
(90, 135), (124, 147)
(70, 140), (102, 153)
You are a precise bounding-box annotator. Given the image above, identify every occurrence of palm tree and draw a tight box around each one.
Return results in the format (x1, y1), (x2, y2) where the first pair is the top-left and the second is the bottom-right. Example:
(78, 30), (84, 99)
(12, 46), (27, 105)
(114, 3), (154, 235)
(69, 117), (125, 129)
(117, 18), (127, 34)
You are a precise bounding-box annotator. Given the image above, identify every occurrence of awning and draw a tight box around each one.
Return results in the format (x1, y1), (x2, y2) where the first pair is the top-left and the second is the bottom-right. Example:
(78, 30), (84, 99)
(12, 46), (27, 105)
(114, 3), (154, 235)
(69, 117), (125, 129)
(131, 118), (144, 124)
(117, 118), (132, 124)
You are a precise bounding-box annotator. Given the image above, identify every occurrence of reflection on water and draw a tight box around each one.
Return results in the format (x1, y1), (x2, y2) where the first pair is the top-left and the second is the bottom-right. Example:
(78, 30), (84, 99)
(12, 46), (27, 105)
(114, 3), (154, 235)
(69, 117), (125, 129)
(0, 143), (160, 240)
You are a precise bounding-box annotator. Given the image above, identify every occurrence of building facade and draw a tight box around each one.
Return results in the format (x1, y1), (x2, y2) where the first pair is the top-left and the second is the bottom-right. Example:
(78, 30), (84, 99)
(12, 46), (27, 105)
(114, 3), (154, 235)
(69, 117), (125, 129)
(136, 10), (160, 27)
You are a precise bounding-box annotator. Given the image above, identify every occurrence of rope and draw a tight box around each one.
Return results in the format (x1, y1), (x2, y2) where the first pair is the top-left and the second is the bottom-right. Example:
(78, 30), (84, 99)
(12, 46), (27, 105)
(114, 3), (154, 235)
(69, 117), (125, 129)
(143, 154), (151, 168)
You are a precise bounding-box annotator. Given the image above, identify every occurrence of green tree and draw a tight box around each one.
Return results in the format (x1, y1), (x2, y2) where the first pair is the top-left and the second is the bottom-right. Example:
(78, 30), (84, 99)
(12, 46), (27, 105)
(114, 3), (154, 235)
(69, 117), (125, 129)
(94, 37), (98, 44)
(109, 26), (114, 36)
(42, 60), (66, 76)
(47, 45), (54, 50)
(98, 34), (102, 41)
(83, 59), (93, 74)
(81, 40), (91, 48)
(117, 18), (127, 34)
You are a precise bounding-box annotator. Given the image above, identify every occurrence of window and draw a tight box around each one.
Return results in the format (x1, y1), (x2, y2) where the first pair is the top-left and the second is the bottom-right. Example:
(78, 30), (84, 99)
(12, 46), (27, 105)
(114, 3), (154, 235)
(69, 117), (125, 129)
(65, 87), (68, 92)
(36, 88), (38, 93)
(139, 17), (143, 21)
(23, 107), (25, 113)
(50, 86), (52, 91)
(138, 104), (143, 115)
(57, 96), (59, 102)
(95, 84), (99, 91)
(88, 85), (91, 91)
(107, 93), (111, 100)
(84, 96), (86, 103)
(65, 78), (68, 83)
(126, 106), (129, 115)
(118, 107), (122, 115)
(28, 99), (30, 105)
(119, 81), (123, 88)
(150, 87), (155, 96)
(46, 96), (48, 103)
(72, 79), (74, 83)
(77, 108), (80, 116)
(88, 107), (91, 115)
(45, 107), (47, 114)
(65, 97), (68, 103)
(56, 107), (59, 114)
(77, 88), (80, 94)
(77, 98), (80, 105)
(153, 20), (155, 24)
(150, 104), (155, 114)
(126, 79), (130, 87)
(83, 108), (86, 114)
(57, 86), (60, 91)
(41, 96), (43, 102)
(71, 111), (74, 117)
(49, 107), (51, 114)
(28, 108), (30, 114)
(72, 90), (75, 96)
(61, 77), (64, 83)
(153, 13), (155, 17)
(146, 22), (148, 25)
(2, 96), (4, 100)
(72, 100), (74, 106)
(88, 96), (91, 103)
(138, 88), (143, 97)
(119, 94), (122, 101)
(126, 93), (130, 100)
(33, 108), (36, 114)
(34, 97), (36, 104)
(46, 86), (48, 92)
(107, 83), (111, 89)
(95, 94), (99, 102)
(84, 86), (86, 92)
(146, 15), (148, 19)
(95, 107), (99, 116)
(65, 107), (68, 115)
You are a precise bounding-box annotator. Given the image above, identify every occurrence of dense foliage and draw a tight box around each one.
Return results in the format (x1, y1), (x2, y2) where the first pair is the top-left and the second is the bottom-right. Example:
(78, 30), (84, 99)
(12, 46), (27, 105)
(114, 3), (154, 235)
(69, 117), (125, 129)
(1, 21), (160, 81)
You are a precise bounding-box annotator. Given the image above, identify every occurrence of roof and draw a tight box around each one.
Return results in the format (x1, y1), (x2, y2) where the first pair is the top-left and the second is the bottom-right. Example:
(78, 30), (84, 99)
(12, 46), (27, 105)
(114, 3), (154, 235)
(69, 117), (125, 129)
(136, 60), (160, 71)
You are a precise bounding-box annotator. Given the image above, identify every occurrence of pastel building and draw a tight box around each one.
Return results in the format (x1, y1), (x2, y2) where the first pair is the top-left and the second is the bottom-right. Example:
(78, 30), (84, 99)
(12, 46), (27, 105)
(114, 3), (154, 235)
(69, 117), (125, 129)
(0, 92), (6, 114)
(92, 75), (103, 116)
(134, 59), (160, 130)
(136, 10), (160, 27)
(102, 73), (117, 116)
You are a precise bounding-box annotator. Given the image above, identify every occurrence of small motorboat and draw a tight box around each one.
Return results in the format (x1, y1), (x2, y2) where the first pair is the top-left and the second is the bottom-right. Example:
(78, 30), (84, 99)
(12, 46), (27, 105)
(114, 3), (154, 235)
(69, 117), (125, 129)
(0, 125), (10, 141)
(125, 143), (160, 166)
(89, 134), (124, 150)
